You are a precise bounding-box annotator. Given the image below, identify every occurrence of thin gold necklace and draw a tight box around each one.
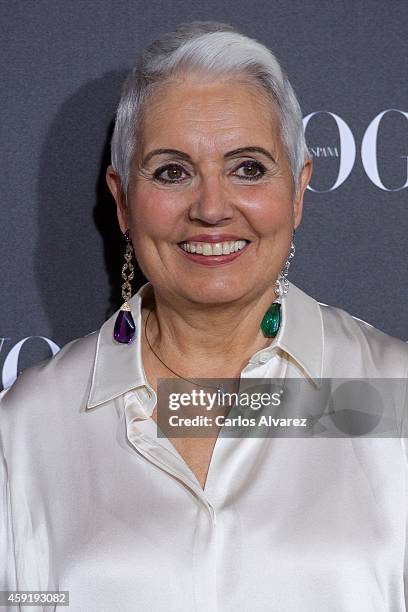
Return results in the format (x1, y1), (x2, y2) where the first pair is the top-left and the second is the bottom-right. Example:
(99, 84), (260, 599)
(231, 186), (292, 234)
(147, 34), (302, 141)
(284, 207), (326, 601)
(144, 306), (234, 394)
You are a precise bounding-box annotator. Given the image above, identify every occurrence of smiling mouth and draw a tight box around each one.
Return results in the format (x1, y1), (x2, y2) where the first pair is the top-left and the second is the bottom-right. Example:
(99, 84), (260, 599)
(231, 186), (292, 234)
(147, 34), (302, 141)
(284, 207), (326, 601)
(178, 239), (249, 256)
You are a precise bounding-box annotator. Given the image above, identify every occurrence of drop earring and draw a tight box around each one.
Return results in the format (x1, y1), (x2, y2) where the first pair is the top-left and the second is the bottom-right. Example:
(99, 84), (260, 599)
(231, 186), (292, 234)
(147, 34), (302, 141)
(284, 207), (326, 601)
(113, 229), (136, 344)
(260, 231), (296, 338)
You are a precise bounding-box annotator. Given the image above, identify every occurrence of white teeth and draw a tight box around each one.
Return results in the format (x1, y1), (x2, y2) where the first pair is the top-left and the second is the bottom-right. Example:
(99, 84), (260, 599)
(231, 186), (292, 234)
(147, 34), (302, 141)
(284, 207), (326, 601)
(180, 240), (248, 256)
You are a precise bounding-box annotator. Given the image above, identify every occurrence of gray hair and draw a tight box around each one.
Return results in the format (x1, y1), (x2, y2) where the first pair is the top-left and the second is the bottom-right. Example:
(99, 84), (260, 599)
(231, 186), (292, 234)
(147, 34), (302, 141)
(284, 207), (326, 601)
(111, 21), (309, 194)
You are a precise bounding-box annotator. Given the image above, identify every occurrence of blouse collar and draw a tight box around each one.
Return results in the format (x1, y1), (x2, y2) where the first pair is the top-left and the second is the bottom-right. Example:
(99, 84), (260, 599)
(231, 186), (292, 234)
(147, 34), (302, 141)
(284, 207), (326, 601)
(86, 282), (323, 410)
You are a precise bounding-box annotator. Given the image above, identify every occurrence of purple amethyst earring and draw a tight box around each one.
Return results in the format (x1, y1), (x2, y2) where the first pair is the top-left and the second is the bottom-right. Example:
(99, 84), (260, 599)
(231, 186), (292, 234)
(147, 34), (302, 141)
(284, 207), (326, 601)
(113, 229), (136, 344)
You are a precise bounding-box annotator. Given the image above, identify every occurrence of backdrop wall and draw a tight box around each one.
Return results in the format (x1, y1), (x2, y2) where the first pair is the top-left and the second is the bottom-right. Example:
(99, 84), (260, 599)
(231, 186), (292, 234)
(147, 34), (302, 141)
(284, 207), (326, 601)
(1, 0), (407, 389)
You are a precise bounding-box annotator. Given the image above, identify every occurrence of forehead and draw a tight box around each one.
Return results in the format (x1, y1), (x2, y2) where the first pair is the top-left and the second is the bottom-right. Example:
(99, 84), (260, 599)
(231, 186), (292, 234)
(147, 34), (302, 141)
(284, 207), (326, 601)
(139, 76), (282, 155)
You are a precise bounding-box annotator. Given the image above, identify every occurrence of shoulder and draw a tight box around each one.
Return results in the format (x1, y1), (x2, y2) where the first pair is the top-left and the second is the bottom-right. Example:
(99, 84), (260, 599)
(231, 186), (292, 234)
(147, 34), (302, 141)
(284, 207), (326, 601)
(0, 330), (99, 421)
(317, 299), (408, 377)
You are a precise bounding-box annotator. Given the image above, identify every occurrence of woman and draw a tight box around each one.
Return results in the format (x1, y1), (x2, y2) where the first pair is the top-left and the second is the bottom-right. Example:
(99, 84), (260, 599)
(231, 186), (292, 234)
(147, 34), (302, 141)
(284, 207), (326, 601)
(1, 21), (407, 612)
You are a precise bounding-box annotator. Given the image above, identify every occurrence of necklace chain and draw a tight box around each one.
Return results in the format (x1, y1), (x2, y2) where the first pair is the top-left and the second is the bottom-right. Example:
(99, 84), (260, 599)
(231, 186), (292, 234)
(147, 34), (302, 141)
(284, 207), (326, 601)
(144, 307), (231, 393)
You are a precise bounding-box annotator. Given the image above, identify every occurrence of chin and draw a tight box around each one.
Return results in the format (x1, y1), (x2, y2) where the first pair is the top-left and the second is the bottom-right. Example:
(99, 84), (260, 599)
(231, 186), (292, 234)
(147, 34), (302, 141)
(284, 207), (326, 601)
(178, 278), (257, 306)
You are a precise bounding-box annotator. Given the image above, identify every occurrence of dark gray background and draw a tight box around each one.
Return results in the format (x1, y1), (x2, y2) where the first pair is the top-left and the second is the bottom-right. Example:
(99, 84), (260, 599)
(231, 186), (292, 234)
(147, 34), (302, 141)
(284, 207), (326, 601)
(1, 1), (407, 388)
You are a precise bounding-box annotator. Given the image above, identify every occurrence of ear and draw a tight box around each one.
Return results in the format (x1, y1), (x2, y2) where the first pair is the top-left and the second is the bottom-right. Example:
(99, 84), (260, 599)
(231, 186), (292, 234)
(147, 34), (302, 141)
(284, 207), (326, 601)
(106, 165), (128, 234)
(293, 157), (313, 229)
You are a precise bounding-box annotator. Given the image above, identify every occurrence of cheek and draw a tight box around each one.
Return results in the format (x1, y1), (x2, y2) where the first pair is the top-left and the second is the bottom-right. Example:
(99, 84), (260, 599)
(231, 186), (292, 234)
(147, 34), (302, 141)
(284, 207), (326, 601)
(130, 188), (185, 241)
(240, 186), (294, 234)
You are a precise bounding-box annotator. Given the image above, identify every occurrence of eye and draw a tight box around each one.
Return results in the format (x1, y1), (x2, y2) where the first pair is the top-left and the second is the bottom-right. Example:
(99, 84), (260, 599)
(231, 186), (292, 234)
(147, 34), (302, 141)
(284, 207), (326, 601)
(153, 163), (190, 184)
(233, 160), (267, 181)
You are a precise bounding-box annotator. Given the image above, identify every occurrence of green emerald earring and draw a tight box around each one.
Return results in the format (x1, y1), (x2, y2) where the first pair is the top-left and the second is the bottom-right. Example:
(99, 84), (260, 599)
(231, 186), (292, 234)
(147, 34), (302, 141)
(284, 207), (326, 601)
(261, 233), (296, 338)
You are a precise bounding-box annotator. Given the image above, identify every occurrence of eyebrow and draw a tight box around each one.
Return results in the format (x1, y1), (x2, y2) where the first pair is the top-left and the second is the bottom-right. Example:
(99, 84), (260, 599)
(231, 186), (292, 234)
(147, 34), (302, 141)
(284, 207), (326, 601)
(141, 146), (276, 166)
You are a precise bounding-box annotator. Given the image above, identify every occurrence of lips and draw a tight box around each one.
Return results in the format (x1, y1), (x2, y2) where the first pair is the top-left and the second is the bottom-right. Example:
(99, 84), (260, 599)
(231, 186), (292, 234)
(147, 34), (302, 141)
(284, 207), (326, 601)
(181, 234), (249, 243)
(178, 233), (250, 256)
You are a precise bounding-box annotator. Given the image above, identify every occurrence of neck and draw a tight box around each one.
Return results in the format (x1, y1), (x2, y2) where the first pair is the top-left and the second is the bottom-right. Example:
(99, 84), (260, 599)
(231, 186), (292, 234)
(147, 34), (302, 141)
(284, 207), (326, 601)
(142, 285), (278, 377)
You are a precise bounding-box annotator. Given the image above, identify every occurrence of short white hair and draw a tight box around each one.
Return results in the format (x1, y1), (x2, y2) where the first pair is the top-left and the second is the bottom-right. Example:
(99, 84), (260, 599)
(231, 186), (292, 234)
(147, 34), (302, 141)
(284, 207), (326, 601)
(111, 21), (309, 193)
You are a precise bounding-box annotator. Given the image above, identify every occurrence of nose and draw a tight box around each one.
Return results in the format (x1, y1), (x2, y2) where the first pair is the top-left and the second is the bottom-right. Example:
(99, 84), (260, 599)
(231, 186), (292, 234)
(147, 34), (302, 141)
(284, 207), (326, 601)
(188, 175), (234, 225)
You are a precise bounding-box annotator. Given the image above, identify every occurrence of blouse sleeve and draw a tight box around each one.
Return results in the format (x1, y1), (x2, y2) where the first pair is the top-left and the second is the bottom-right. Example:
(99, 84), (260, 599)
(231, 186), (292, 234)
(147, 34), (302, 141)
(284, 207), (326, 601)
(0, 388), (17, 593)
(404, 437), (408, 609)
(403, 373), (408, 609)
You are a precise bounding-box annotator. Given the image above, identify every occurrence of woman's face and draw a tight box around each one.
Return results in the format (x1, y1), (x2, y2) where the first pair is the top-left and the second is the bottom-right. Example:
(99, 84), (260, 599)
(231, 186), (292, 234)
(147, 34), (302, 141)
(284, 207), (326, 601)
(107, 76), (312, 306)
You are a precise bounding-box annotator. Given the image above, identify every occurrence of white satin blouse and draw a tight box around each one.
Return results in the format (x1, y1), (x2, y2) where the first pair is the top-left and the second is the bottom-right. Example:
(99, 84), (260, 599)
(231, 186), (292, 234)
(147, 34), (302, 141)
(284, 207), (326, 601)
(1, 283), (407, 612)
